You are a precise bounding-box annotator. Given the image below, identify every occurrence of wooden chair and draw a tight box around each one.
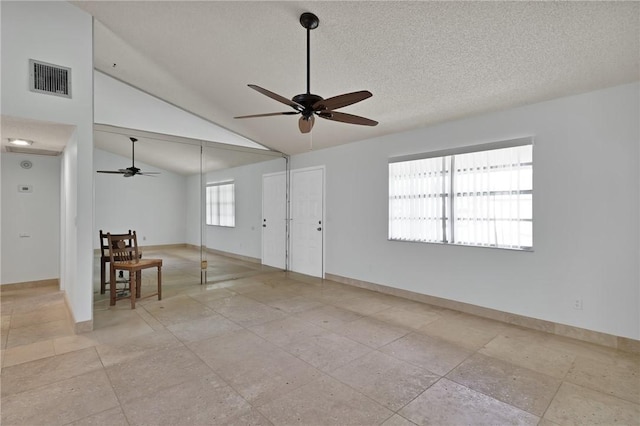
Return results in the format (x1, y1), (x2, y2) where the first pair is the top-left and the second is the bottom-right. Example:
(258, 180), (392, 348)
(107, 231), (162, 309)
(99, 230), (142, 294)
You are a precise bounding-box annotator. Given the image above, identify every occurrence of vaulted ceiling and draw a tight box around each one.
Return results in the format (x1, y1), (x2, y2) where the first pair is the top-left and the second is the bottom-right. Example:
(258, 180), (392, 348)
(71, 1), (639, 156)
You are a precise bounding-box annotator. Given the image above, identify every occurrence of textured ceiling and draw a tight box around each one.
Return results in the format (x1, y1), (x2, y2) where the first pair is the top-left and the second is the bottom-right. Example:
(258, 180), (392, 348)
(71, 2), (640, 157)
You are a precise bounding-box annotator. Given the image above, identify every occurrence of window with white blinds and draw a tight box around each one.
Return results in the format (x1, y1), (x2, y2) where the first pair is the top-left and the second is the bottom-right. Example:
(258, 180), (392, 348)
(206, 181), (235, 227)
(389, 139), (533, 250)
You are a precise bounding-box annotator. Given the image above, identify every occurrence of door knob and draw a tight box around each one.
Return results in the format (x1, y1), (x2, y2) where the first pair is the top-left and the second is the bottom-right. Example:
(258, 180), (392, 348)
(317, 227), (322, 231)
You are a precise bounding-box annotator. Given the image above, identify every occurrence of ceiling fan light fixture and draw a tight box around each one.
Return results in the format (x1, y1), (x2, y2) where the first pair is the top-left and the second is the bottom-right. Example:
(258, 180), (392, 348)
(9, 138), (34, 146)
(235, 12), (378, 133)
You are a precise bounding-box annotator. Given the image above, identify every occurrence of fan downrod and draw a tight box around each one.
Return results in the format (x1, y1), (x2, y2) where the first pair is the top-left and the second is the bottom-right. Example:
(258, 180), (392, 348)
(300, 12), (319, 30)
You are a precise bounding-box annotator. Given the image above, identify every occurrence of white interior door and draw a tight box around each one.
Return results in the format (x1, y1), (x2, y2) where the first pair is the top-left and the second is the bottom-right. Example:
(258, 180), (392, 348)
(262, 172), (286, 269)
(290, 167), (324, 277)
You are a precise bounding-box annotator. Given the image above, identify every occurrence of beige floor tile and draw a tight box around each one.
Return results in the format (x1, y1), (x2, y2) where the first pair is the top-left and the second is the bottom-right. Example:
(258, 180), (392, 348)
(1, 338), (55, 368)
(1, 314), (12, 331)
(371, 306), (441, 331)
(87, 311), (155, 344)
(133, 306), (166, 330)
(143, 294), (217, 326)
(204, 294), (288, 327)
(69, 407), (129, 426)
(1, 347), (103, 397)
(336, 316), (410, 348)
(105, 346), (213, 401)
(265, 294), (325, 314)
(6, 318), (74, 348)
(268, 323), (373, 373)
(189, 329), (268, 367)
(293, 304), (363, 330)
(331, 294), (393, 315)
(418, 316), (501, 350)
(167, 313), (242, 343)
(447, 353), (561, 416)
(257, 375), (393, 425)
(331, 350), (439, 411)
(249, 316), (327, 347)
(565, 354), (640, 404)
(189, 329), (322, 406)
(0, 370), (119, 426)
(399, 378), (539, 425)
(121, 374), (250, 426)
(9, 303), (69, 328)
(212, 407), (274, 426)
(544, 382), (640, 425)
(480, 334), (575, 379)
(95, 329), (183, 367)
(53, 334), (99, 355)
(184, 286), (237, 302)
(243, 287), (301, 304)
(382, 415), (418, 426)
(380, 332), (473, 376)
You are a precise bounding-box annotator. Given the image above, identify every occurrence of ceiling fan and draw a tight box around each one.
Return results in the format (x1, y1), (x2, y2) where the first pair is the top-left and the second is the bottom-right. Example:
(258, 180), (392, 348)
(96, 137), (160, 178)
(235, 12), (378, 134)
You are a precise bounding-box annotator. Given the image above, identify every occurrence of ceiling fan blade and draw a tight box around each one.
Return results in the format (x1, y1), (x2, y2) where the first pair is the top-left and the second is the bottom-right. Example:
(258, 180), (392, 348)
(317, 111), (378, 126)
(313, 90), (372, 111)
(235, 111), (299, 119)
(299, 115), (315, 133)
(96, 170), (125, 174)
(138, 173), (158, 177)
(247, 85), (301, 110)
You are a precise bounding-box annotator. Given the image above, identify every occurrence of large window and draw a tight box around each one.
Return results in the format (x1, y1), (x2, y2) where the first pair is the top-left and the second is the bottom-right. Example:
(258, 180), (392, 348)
(389, 138), (533, 250)
(206, 181), (235, 227)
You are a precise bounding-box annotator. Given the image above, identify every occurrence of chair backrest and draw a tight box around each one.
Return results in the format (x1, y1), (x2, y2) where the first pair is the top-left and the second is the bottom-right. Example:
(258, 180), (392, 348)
(100, 229), (133, 258)
(107, 231), (140, 264)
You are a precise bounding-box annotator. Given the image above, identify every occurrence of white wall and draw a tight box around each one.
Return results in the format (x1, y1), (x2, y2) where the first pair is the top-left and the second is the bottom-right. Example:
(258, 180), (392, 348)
(1, 2), (94, 324)
(191, 158), (287, 258)
(288, 83), (639, 340)
(1, 154), (61, 284)
(94, 148), (187, 250)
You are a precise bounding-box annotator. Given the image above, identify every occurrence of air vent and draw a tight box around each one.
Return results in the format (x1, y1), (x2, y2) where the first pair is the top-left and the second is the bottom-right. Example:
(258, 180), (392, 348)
(29, 59), (71, 98)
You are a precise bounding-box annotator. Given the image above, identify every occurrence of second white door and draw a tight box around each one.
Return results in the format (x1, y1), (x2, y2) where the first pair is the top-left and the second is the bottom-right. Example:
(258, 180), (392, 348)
(290, 167), (324, 277)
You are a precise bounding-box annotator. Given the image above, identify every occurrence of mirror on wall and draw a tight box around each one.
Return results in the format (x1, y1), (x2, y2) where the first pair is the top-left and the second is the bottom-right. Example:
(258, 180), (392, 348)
(93, 124), (286, 302)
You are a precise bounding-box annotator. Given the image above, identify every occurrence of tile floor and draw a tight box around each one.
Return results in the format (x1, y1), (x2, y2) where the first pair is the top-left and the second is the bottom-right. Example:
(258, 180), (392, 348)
(1, 247), (639, 425)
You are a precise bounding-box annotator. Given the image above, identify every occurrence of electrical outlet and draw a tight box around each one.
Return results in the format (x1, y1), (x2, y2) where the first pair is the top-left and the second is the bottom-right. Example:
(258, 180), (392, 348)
(573, 298), (583, 310)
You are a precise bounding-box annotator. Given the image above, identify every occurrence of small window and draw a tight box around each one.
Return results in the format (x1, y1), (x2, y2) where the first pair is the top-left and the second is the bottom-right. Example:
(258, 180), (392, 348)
(206, 181), (235, 227)
(389, 138), (533, 250)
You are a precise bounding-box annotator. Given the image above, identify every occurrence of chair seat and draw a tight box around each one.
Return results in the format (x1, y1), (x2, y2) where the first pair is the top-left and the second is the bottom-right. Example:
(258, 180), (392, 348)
(113, 258), (162, 270)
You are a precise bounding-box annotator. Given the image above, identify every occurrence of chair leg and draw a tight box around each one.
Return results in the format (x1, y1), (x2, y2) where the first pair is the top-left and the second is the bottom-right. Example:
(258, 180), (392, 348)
(109, 267), (116, 306)
(136, 271), (142, 299)
(157, 266), (162, 301)
(100, 259), (106, 294)
(130, 271), (136, 309)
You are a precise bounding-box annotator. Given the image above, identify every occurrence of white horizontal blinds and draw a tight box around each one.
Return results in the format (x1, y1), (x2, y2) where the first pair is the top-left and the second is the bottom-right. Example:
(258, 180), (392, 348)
(389, 156), (449, 242)
(206, 182), (235, 227)
(389, 138), (533, 250)
(218, 183), (235, 227)
(452, 145), (532, 249)
(205, 185), (217, 225)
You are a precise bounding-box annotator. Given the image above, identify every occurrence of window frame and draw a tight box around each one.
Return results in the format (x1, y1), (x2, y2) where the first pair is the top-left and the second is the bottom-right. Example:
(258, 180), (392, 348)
(388, 137), (533, 251)
(205, 180), (236, 228)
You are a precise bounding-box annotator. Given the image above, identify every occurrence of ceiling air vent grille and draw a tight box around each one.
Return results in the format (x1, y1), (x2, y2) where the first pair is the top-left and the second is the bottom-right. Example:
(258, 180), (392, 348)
(29, 59), (71, 98)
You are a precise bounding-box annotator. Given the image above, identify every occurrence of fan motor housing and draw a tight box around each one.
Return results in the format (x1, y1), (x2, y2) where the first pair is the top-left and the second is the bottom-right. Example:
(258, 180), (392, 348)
(293, 93), (324, 116)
